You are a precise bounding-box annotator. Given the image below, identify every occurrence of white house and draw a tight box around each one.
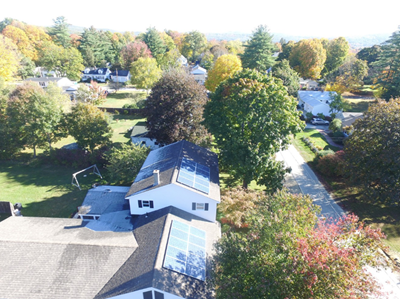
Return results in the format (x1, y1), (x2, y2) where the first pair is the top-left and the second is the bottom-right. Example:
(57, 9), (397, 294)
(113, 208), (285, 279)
(24, 77), (78, 100)
(190, 65), (207, 85)
(126, 140), (220, 222)
(298, 90), (337, 117)
(177, 55), (188, 67)
(81, 68), (111, 82)
(299, 78), (319, 90)
(110, 70), (131, 83)
(130, 123), (160, 149)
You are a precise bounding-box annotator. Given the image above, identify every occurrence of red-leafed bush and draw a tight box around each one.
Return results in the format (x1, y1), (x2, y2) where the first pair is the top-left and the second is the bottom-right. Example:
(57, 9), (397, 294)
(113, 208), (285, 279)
(317, 150), (346, 177)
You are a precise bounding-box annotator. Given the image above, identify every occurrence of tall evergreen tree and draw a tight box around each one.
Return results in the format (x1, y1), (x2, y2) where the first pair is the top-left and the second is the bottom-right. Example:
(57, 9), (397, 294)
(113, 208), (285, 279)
(373, 26), (400, 100)
(79, 27), (112, 67)
(142, 27), (166, 58)
(47, 16), (71, 48)
(240, 25), (277, 72)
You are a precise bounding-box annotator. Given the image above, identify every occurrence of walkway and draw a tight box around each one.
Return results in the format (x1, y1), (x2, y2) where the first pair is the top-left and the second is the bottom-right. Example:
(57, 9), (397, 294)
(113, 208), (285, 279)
(277, 145), (400, 298)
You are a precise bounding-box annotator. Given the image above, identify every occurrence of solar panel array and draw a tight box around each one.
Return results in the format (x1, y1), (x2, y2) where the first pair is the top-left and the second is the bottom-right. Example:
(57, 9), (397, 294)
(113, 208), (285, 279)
(177, 158), (210, 194)
(163, 220), (206, 281)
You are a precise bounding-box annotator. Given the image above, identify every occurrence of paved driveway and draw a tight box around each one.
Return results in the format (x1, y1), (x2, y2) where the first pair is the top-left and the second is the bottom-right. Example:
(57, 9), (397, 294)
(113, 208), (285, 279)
(277, 145), (400, 297)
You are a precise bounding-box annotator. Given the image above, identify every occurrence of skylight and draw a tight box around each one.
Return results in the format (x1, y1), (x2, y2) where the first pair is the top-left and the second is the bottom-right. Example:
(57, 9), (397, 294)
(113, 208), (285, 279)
(177, 158), (210, 194)
(163, 220), (206, 281)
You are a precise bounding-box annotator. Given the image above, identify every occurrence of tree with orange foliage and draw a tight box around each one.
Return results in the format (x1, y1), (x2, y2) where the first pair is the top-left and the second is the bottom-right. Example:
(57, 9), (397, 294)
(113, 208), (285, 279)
(2, 25), (37, 61)
(212, 188), (387, 298)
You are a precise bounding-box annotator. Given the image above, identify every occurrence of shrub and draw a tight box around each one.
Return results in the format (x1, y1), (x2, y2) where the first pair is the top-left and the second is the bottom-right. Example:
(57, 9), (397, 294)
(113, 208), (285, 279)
(316, 150), (346, 177)
(306, 112), (314, 122)
(329, 118), (342, 133)
(49, 147), (108, 169)
(317, 113), (325, 120)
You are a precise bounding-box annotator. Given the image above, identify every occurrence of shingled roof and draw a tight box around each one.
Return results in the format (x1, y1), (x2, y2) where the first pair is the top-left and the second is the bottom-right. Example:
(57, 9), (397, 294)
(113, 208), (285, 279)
(125, 140), (220, 201)
(0, 207), (220, 299)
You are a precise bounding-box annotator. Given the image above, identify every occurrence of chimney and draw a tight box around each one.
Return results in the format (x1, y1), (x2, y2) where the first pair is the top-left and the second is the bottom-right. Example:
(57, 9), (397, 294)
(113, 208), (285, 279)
(153, 169), (160, 186)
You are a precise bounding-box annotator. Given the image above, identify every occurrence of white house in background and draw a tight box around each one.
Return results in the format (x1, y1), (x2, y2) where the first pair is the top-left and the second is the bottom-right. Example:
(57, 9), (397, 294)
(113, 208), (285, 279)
(298, 90), (337, 117)
(177, 55), (188, 67)
(126, 140), (220, 222)
(24, 77), (78, 100)
(33, 67), (58, 77)
(336, 112), (364, 127)
(299, 78), (319, 90)
(190, 65), (207, 85)
(130, 123), (160, 149)
(81, 68), (111, 82)
(110, 70), (131, 83)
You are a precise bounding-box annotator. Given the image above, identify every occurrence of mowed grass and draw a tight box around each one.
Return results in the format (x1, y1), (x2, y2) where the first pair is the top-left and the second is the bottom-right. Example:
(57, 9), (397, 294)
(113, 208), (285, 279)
(292, 130), (400, 256)
(100, 89), (147, 108)
(0, 161), (95, 218)
(292, 129), (341, 163)
(344, 98), (376, 112)
(1, 114), (146, 220)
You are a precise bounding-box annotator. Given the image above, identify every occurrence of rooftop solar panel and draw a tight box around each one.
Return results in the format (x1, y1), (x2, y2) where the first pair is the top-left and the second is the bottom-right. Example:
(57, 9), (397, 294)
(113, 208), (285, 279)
(163, 220), (207, 281)
(177, 158), (210, 194)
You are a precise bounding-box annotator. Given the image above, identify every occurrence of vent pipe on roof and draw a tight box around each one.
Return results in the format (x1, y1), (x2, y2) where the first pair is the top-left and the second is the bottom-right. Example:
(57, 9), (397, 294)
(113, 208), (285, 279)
(153, 169), (160, 186)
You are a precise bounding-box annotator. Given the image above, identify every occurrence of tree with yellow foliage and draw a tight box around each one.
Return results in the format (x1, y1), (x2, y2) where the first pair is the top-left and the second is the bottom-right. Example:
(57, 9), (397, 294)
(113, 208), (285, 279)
(289, 39), (326, 79)
(0, 34), (21, 81)
(2, 25), (37, 61)
(205, 54), (242, 92)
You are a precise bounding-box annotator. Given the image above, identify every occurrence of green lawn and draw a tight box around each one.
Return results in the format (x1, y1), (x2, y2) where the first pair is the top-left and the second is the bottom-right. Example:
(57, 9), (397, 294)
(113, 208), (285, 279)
(100, 89), (147, 108)
(0, 161), (96, 218)
(343, 98), (376, 112)
(109, 114), (146, 144)
(292, 129), (341, 163)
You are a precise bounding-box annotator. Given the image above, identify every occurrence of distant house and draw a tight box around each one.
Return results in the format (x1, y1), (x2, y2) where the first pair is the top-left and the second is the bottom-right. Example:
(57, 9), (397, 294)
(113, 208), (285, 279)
(299, 78), (319, 90)
(177, 55), (188, 67)
(110, 70), (131, 83)
(336, 112), (364, 127)
(126, 140), (220, 222)
(130, 123), (160, 149)
(33, 67), (58, 78)
(298, 90), (337, 117)
(190, 65), (207, 85)
(24, 77), (78, 99)
(81, 68), (111, 83)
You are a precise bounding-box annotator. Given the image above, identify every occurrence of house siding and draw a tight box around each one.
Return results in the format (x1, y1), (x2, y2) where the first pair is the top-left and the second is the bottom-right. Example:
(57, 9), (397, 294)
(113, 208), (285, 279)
(128, 184), (217, 222)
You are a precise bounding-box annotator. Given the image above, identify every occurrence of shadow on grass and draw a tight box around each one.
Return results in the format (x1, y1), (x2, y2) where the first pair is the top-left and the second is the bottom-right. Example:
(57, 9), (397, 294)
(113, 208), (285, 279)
(22, 187), (86, 218)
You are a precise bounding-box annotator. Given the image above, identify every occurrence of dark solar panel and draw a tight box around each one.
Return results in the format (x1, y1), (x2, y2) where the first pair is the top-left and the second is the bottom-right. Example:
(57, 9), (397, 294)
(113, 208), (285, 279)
(163, 220), (206, 281)
(177, 158), (210, 194)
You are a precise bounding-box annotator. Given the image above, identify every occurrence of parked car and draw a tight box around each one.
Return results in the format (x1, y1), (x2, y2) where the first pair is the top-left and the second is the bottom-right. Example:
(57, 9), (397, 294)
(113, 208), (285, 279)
(311, 118), (329, 125)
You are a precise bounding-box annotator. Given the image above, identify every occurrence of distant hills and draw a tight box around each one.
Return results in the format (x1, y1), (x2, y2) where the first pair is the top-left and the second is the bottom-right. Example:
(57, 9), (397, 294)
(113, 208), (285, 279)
(67, 25), (390, 49)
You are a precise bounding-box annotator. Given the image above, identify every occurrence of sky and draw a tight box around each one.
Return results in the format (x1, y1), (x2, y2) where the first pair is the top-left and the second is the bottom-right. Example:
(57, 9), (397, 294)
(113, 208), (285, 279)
(1, 0), (400, 38)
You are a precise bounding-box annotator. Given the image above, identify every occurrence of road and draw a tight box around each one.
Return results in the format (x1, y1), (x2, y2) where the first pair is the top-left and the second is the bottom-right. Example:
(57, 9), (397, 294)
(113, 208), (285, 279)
(277, 145), (400, 298)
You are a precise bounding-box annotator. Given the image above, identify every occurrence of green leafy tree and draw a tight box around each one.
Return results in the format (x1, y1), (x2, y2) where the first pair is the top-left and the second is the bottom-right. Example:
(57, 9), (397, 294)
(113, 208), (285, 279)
(289, 39), (327, 79)
(271, 59), (300, 96)
(67, 103), (112, 152)
(47, 16), (71, 48)
(38, 41), (84, 80)
(329, 118), (342, 133)
(277, 40), (295, 61)
(156, 48), (181, 70)
(344, 98), (400, 203)
(240, 25), (277, 72)
(205, 54), (242, 92)
(356, 45), (382, 66)
(143, 68), (210, 146)
(203, 69), (304, 189)
(200, 51), (214, 70)
(212, 188), (386, 299)
(326, 54), (369, 93)
(372, 26), (400, 100)
(105, 143), (150, 185)
(130, 57), (162, 91)
(322, 37), (350, 75)
(17, 56), (35, 79)
(328, 92), (346, 115)
(7, 82), (67, 157)
(182, 31), (208, 63)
